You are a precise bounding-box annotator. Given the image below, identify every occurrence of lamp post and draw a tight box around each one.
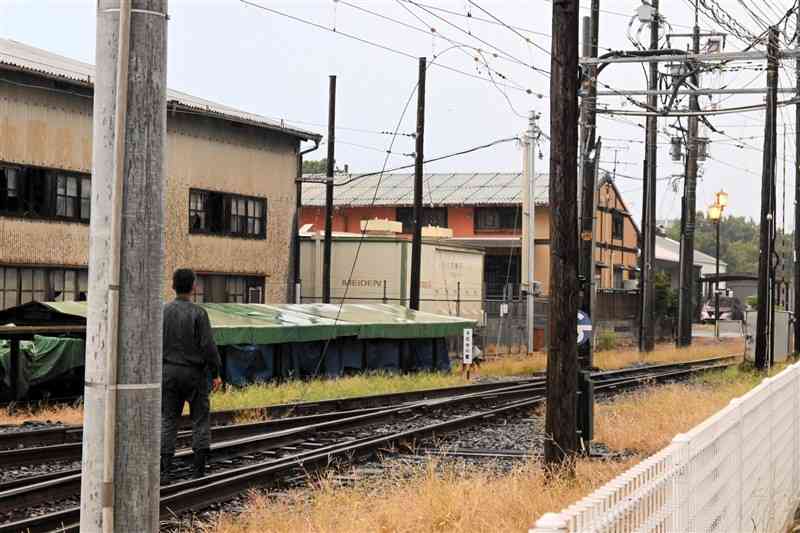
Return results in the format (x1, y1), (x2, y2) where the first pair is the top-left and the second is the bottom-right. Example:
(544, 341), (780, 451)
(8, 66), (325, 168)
(708, 190), (728, 339)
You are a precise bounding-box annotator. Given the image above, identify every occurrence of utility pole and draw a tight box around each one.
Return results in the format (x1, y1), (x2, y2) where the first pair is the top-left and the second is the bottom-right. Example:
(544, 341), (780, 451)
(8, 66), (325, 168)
(677, 3), (701, 347)
(409, 57), (426, 310)
(524, 111), (538, 353)
(639, 0), (659, 353)
(794, 7), (800, 355)
(323, 75), (336, 304)
(544, 0), (580, 467)
(80, 1), (167, 531)
(756, 27), (779, 370)
(578, 0), (599, 369)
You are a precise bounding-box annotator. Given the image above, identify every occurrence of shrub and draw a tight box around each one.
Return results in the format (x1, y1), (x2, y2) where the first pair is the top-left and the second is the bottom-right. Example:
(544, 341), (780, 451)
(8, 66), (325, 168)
(597, 330), (617, 351)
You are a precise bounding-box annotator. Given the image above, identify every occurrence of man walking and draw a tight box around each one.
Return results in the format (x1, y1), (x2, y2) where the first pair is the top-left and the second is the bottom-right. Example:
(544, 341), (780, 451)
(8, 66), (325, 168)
(161, 268), (222, 480)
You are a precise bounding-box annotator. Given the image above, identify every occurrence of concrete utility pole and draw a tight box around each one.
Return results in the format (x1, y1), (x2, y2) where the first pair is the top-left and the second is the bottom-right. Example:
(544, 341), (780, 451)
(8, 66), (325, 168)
(323, 75), (336, 304)
(756, 27), (779, 370)
(544, 0), (580, 467)
(677, 3), (701, 347)
(409, 57), (426, 310)
(794, 7), (800, 355)
(578, 0), (599, 369)
(80, 1), (167, 531)
(523, 111), (538, 353)
(639, 0), (659, 353)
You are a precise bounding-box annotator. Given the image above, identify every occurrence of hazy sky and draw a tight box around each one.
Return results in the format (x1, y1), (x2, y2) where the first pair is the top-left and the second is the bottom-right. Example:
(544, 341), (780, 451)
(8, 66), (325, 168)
(0, 0), (796, 226)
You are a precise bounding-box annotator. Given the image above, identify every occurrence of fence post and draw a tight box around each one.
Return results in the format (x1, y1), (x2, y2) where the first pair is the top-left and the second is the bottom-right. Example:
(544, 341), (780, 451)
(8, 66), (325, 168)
(383, 280), (387, 304)
(530, 512), (569, 533)
(456, 281), (461, 317)
(295, 281), (301, 304)
(670, 433), (691, 532)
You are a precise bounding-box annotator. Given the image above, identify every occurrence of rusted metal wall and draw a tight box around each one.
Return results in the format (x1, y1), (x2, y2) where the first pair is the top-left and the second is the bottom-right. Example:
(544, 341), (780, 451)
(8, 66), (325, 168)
(0, 75), (301, 302)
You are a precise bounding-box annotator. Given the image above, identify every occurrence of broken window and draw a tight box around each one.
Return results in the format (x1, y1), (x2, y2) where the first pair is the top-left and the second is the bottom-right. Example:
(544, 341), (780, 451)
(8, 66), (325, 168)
(0, 266), (88, 310)
(0, 163), (90, 222)
(189, 189), (266, 239)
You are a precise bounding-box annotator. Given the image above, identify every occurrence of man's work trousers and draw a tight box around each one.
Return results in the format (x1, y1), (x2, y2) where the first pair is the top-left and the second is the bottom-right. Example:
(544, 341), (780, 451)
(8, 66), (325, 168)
(161, 363), (211, 456)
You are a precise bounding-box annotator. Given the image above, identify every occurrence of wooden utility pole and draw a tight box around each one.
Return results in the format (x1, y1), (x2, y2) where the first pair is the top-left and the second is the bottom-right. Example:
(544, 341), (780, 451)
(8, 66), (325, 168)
(677, 3), (701, 347)
(639, 0), (659, 353)
(578, 0), (599, 369)
(794, 8), (800, 355)
(323, 75), (336, 304)
(756, 27), (779, 370)
(545, 0), (580, 467)
(409, 57), (426, 310)
(80, 0), (167, 531)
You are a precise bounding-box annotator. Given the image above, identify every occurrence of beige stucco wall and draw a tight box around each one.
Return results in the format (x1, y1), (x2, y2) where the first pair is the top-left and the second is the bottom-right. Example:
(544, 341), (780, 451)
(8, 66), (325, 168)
(0, 75), (302, 303)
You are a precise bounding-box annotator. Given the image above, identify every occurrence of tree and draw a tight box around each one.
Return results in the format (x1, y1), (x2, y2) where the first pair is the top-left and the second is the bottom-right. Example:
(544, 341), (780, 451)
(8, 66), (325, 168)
(302, 158), (327, 174)
(664, 213), (793, 277)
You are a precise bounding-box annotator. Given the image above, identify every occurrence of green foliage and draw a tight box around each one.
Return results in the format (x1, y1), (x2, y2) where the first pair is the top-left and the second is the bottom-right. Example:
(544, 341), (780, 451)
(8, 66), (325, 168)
(654, 271), (678, 318)
(664, 213), (795, 275)
(302, 158), (349, 175)
(746, 295), (758, 308)
(302, 158), (328, 174)
(596, 330), (617, 351)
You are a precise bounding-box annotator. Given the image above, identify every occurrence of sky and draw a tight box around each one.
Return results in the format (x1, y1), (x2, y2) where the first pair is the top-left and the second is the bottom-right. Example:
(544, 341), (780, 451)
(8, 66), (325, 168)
(0, 0), (796, 226)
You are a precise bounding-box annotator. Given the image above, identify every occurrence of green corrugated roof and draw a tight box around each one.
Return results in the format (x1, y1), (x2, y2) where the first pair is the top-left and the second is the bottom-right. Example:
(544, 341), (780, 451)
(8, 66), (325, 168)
(39, 301), (472, 345)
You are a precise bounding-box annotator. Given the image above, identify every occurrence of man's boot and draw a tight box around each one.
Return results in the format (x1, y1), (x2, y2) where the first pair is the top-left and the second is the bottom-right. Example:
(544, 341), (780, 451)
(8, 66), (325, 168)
(160, 453), (173, 483)
(192, 448), (209, 479)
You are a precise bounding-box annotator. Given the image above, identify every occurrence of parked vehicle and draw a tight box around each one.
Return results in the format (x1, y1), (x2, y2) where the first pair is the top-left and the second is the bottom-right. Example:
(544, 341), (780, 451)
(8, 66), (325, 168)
(700, 295), (744, 322)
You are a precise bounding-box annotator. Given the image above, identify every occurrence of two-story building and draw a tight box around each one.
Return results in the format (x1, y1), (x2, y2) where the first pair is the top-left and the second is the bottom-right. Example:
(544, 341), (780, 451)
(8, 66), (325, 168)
(300, 172), (640, 297)
(0, 38), (321, 310)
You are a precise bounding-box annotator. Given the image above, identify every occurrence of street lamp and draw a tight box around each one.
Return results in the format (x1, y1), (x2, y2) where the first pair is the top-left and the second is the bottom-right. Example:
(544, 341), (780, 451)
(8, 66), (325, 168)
(708, 190), (727, 339)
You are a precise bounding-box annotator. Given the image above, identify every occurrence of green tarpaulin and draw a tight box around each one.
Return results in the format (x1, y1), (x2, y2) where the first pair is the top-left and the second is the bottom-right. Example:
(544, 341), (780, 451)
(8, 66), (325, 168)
(36, 302), (474, 346)
(0, 336), (84, 397)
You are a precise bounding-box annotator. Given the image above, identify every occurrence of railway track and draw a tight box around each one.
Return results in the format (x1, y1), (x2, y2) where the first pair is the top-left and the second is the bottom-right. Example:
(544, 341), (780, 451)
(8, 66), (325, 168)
(0, 355), (736, 532)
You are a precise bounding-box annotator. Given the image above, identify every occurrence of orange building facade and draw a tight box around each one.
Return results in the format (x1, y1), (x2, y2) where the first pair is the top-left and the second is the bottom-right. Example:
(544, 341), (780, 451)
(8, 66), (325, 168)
(300, 173), (639, 298)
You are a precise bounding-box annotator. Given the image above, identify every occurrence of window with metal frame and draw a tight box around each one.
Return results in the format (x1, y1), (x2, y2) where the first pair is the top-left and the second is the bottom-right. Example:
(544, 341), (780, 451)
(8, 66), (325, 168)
(191, 274), (265, 304)
(474, 206), (521, 231)
(396, 206), (448, 234)
(0, 266), (89, 310)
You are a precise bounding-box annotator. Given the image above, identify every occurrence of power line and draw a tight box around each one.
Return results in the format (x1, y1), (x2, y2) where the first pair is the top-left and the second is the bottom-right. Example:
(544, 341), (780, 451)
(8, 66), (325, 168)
(334, 136), (520, 186)
(239, 0), (543, 96)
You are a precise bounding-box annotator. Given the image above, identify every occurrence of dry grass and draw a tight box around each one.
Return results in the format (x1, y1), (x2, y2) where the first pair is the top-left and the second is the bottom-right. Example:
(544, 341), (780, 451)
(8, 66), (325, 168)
(0, 403), (83, 426)
(477, 336), (744, 378)
(205, 363), (769, 533)
(2, 337), (746, 425)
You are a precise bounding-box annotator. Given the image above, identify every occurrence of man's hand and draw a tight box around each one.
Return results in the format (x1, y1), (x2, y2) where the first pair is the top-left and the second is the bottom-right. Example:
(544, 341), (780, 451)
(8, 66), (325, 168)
(211, 377), (223, 393)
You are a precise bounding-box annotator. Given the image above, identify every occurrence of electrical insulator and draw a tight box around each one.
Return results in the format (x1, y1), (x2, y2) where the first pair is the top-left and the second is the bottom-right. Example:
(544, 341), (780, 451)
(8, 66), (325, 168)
(697, 137), (709, 161)
(670, 136), (683, 161)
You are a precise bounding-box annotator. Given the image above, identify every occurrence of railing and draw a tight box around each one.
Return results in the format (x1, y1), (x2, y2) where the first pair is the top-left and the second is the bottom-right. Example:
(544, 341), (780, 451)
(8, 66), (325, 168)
(531, 360), (800, 533)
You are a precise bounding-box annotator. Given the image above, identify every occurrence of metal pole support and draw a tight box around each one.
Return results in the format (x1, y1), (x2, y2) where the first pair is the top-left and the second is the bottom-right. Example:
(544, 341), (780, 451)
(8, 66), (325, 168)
(577, 369), (594, 444)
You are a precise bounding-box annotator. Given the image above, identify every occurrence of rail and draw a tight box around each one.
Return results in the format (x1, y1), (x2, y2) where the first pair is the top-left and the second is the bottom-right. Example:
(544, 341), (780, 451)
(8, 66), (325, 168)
(531, 359), (800, 533)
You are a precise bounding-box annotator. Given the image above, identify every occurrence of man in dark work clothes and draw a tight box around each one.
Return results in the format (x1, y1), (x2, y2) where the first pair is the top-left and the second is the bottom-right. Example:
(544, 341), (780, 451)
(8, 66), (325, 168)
(160, 268), (223, 479)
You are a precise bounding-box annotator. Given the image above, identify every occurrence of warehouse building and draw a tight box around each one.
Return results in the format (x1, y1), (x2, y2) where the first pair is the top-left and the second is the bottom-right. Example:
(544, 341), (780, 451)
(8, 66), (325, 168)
(300, 172), (640, 297)
(0, 38), (320, 310)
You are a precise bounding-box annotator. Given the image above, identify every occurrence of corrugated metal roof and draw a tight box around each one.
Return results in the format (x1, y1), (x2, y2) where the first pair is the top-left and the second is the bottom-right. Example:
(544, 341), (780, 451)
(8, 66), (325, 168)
(0, 38), (321, 141)
(655, 236), (727, 267)
(302, 172), (549, 207)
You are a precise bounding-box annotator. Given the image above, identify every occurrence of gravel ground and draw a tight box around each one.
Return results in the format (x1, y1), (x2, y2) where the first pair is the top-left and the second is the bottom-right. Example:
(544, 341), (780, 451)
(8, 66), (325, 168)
(0, 420), (67, 434)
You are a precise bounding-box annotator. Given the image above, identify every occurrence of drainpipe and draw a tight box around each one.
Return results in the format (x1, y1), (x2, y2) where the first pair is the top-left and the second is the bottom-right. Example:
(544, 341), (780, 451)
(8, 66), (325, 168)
(294, 139), (321, 303)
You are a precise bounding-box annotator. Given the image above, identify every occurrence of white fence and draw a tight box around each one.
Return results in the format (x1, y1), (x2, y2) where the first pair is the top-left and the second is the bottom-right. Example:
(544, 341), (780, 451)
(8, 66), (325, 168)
(531, 361), (800, 533)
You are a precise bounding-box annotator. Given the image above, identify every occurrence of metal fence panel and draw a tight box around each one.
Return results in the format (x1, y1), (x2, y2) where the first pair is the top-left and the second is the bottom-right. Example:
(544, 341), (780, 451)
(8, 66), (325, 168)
(531, 361), (800, 533)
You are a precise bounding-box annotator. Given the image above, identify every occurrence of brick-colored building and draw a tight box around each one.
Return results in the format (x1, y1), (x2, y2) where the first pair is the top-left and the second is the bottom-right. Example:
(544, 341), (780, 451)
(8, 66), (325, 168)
(0, 38), (320, 310)
(300, 172), (640, 297)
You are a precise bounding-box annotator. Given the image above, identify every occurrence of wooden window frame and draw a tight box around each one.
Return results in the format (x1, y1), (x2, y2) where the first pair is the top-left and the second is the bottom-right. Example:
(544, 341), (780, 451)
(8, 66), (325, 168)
(612, 211), (624, 240)
(0, 163), (90, 224)
(189, 188), (267, 240)
(474, 206), (521, 231)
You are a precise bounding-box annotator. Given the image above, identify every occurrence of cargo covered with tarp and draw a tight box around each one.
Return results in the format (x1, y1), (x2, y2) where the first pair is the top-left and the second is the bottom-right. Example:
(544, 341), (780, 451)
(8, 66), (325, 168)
(0, 336), (84, 398)
(0, 302), (470, 396)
